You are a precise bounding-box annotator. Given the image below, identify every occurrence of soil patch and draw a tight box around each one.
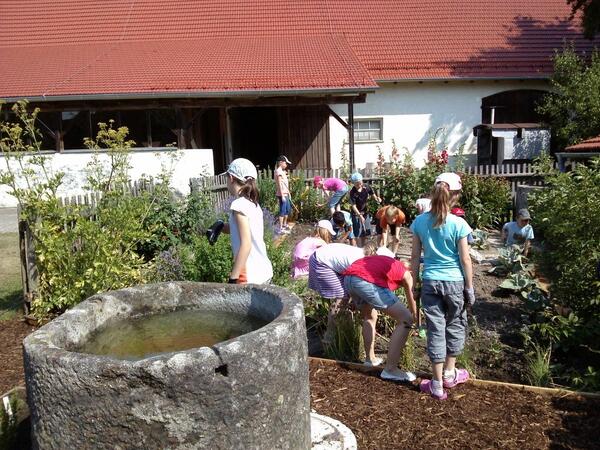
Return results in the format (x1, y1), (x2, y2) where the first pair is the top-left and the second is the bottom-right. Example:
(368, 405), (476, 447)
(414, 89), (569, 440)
(0, 317), (36, 394)
(309, 360), (600, 450)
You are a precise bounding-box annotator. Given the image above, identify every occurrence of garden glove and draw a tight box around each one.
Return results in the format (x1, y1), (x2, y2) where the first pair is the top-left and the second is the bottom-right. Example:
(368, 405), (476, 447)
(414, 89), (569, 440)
(463, 287), (476, 307)
(205, 220), (224, 245)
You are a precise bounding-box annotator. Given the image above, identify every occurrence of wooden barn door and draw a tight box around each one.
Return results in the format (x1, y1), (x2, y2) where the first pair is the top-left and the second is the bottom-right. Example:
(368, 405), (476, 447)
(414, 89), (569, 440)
(277, 106), (330, 170)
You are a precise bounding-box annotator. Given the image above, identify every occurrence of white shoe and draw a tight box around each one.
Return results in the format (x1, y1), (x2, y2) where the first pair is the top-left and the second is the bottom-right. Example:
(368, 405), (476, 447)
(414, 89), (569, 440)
(380, 369), (417, 382)
(364, 357), (384, 367)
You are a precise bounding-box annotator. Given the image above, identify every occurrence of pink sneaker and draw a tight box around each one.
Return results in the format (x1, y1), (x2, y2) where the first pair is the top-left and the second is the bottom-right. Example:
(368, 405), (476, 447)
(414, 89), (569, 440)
(419, 379), (447, 400)
(443, 368), (470, 389)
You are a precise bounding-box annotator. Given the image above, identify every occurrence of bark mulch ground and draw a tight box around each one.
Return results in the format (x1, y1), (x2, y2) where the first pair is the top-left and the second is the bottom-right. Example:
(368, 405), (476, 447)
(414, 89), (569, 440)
(0, 317), (36, 394)
(309, 360), (600, 450)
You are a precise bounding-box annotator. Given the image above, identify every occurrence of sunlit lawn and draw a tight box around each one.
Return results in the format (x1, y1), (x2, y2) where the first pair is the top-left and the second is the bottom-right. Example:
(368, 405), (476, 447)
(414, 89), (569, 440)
(0, 233), (23, 320)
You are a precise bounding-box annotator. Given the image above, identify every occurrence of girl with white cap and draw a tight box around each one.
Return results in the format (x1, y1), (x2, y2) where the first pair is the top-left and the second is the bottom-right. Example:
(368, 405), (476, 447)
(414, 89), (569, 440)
(221, 158), (273, 284)
(291, 220), (335, 279)
(409, 172), (475, 400)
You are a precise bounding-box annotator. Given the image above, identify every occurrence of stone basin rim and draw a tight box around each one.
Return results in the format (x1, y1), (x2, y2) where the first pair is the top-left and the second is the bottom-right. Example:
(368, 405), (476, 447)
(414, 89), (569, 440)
(23, 281), (304, 368)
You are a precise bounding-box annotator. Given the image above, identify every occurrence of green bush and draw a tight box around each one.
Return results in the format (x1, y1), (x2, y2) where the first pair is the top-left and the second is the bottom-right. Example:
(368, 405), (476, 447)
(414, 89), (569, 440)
(529, 158), (600, 316)
(460, 174), (511, 229)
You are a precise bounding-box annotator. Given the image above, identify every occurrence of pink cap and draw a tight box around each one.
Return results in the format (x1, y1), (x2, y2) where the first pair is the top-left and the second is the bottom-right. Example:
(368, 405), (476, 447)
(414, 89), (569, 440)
(313, 176), (323, 188)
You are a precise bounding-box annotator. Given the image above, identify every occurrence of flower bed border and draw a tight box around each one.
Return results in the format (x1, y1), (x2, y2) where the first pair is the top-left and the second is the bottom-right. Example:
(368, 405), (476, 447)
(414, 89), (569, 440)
(309, 356), (600, 400)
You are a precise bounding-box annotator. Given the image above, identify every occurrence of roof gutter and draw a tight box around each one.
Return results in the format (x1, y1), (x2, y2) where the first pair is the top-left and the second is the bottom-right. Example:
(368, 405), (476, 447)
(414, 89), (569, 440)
(375, 76), (550, 83)
(1, 86), (378, 103)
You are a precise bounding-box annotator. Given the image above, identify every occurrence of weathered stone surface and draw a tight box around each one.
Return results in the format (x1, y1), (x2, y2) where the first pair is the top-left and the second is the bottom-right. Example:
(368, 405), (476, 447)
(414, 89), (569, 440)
(23, 282), (311, 450)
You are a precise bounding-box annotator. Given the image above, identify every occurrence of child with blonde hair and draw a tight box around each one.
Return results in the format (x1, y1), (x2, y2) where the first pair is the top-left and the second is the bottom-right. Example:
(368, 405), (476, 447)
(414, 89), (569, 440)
(291, 220), (335, 279)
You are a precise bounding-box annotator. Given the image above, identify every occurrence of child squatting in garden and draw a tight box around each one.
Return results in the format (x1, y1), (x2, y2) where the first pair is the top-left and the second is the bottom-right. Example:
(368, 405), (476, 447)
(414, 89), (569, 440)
(410, 172), (475, 400)
(274, 155), (292, 235)
(291, 220), (335, 279)
(209, 158), (273, 285)
(331, 210), (356, 246)
(343, 255), (418, 380)
(502, 208), (534, 257)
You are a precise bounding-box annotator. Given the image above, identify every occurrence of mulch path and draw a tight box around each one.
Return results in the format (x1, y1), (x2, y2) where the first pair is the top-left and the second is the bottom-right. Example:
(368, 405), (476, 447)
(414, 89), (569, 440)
(309, 360), (600, 450)
(0, 317), (36, 394)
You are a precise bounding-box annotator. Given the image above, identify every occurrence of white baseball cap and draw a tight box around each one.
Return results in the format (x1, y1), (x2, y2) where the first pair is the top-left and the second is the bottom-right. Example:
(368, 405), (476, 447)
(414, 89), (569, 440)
(317, 219), (336, 236)
(435, 172), (462, 191)
(225, 158), (258, 181)
(376, 247), (395, 258)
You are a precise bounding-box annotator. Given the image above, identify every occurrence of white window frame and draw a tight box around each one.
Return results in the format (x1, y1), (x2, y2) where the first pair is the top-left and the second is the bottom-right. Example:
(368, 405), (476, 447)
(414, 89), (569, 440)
(353, 117), (383, 143)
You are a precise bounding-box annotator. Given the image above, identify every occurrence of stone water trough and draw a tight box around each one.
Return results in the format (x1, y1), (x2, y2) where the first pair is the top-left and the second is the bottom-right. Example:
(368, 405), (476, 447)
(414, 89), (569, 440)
(23, 282), (311, 449)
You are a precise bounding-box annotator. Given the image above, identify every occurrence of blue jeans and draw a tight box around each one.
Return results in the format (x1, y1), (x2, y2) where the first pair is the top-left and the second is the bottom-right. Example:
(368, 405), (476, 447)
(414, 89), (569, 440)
(344, 275), (398, 310)
(327, 186), (349, 209)
(421, 279), (467, 363)
(277, 196), (291, 216)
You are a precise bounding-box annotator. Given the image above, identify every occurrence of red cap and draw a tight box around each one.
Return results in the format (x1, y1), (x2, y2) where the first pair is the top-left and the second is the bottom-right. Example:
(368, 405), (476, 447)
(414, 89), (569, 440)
(451, 207), (465, 217)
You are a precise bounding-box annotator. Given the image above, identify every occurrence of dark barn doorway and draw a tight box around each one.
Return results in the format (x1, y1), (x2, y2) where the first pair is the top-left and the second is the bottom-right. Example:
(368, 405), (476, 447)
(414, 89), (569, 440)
(229, 107), (279, 170)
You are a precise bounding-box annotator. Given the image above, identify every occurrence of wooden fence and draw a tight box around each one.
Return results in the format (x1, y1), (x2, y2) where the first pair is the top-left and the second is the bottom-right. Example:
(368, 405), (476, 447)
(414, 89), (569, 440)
(18, 179), (156, 314)
(191, 163), (553, 214)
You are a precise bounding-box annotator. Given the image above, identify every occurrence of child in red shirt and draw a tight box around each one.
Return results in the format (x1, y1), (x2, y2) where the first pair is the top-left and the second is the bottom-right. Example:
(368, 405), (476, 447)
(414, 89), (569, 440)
(344, 255), (417, 380)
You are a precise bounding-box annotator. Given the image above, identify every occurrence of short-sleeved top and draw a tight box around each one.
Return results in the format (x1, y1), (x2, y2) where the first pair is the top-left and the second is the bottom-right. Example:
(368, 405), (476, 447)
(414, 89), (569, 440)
(323, 178), (347, 192)
(410, 212), (472, 281)
(349, 185), (375, 215)
(331, 211), (353, 233)
(314, 243), (365, 274)
(275, 167), (289, 196)
(376, 206), (406, 229)
(344, 255), (407, 291)
(292, 237), (326, 278)
(503, 221), (534, 245)
(229, 197), (273, 284)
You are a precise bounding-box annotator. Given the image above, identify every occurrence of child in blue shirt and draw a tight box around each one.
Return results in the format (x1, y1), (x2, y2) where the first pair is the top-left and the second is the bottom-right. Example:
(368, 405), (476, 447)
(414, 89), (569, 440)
(410, 172), (474, 400)
(331, 211), (356, 246)
(502, 209), (534, 256)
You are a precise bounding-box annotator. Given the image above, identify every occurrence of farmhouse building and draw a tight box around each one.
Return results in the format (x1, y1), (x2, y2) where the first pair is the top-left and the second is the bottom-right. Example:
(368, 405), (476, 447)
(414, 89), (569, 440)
(1, 0), (599, 174)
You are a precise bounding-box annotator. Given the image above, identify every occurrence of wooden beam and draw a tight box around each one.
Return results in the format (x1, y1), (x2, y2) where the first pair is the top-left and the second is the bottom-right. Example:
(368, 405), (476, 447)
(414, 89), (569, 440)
(348, 101), (355, 171)
(328, 106), (349, 129)
(24, 93), (368, 112)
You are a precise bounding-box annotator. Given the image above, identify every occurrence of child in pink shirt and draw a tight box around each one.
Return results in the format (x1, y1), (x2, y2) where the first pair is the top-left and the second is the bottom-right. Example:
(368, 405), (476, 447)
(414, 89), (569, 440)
(291, 220), (336, 278)
(314, 176), (349, 215)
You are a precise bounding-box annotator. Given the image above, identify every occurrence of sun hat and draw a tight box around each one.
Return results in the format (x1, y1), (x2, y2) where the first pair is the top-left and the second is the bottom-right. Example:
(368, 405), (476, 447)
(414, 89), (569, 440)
(313, 175), (323, 188)
(276, 155), (292, 164)
(225, 158), (258, 181)
(517, 209), (531, 220)
(435, 172), (462, 191)
(317, 219), (336, 236)
(350, 172), (363, 183)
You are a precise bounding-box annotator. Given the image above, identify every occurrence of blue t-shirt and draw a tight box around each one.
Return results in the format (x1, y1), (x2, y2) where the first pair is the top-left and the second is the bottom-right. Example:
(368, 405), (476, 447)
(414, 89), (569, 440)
(503, 221), (534, 246)
(410, 212), (472, 281)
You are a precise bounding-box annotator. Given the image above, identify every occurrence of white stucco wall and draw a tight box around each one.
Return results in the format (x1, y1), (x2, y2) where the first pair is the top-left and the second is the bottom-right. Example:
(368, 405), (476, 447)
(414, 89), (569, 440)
(329, 80), (550, 170)
(0, 148), (214, 207)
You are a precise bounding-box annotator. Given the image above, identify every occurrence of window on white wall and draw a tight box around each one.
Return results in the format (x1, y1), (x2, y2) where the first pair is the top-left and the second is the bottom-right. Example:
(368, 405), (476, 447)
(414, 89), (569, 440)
(354, 118), (382, 142)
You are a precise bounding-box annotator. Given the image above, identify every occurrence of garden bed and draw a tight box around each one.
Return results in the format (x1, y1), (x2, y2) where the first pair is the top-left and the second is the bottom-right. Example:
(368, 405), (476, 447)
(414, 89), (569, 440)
(309, 358), (600, 449)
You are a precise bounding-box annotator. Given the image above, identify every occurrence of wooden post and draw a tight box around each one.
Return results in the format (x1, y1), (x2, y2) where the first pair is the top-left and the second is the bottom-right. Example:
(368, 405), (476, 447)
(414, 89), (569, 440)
(348, 101), (355, 171)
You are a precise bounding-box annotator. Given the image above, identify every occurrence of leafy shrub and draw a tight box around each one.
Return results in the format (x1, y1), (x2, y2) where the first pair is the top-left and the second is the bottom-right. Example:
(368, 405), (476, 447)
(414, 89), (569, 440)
(460, 174), (511, 229)
(266, 237), (292, 286)
(529, 158), (600, 317)
(186, 234), (233, 283)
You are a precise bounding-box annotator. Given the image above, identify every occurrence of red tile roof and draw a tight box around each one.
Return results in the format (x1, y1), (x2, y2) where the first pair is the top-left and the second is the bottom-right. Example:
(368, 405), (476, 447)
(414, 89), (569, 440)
(565, 136), (600, 152)
(0, 0), (599, 99)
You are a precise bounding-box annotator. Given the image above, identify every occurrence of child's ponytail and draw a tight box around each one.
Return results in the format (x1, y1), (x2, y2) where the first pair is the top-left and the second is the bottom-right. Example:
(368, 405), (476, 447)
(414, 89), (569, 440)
(430, 182), (451, 228)
(238, 178), (260, 205)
